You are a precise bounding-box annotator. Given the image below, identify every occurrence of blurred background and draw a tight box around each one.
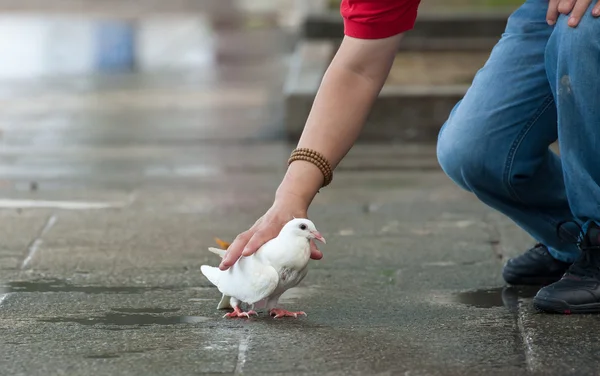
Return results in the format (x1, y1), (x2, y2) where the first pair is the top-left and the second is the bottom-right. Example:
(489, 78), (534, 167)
(0, 0), (521, 80)
(0, 0), (299, 79)
(0, 0), (522, 190)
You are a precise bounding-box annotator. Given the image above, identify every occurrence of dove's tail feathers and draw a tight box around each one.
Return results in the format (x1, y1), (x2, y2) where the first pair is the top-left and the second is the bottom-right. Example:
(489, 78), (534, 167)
(200, 265), (222, 287)
(207, 247), (227, 259)
(214, 237), (231, 250)
(217, 294), (232, 310)
(201, 266), (231, 309)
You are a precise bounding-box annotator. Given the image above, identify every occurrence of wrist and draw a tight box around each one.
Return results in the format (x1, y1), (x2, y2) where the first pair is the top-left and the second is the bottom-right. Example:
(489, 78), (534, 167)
(275, 160), (324, 208)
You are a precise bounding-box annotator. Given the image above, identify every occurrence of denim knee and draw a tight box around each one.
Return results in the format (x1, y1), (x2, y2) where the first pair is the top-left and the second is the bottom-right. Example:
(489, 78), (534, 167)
(545, 10), (600, 77)
(545, 8), (600, 90)
(437, 114), (505, 193)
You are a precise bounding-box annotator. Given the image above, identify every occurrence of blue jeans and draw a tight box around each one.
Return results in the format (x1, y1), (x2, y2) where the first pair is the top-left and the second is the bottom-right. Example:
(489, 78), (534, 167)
(437, 0), (600, 263)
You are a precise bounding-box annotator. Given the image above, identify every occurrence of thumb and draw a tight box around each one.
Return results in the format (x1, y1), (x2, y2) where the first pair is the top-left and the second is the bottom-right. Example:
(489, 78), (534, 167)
(219, 232), (251, 270)
(309, 240), (323, 260)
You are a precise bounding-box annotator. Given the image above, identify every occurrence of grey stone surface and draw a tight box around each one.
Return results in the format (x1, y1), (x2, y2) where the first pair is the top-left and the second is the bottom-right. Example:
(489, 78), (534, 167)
(0, 20), (598, 376)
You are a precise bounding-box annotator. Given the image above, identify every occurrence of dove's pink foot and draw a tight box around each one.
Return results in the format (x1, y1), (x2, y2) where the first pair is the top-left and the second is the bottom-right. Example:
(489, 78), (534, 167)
(223, 306), (257, 318)
(269, 308), (306, 318)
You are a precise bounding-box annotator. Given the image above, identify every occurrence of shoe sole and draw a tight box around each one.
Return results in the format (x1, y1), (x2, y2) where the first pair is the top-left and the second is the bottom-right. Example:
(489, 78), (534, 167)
(533, 296), (600, 314)
(502, 271), (562, 286)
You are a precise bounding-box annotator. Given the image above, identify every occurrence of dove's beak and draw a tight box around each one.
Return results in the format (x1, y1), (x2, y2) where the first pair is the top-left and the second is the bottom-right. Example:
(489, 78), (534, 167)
(311, 231), (326, 244)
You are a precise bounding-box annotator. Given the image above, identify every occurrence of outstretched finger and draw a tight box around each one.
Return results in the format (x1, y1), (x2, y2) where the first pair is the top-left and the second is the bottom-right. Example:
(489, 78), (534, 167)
(594, 0), (600, 16)
(557, 0), (577, 15)
(242, 228), (279, 257)
(567, 0), (593, 26)
(219, 231), (252, 270)
(547, 0), (560, 24)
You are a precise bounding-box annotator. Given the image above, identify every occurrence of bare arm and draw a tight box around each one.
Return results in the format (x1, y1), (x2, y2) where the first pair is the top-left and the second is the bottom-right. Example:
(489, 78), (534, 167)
(219, 33), (404, 269)
(275, 34), (404, 207)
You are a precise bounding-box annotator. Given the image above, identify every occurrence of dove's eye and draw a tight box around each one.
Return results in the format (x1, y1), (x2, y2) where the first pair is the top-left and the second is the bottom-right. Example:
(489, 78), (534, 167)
(299, 224), (307, 230)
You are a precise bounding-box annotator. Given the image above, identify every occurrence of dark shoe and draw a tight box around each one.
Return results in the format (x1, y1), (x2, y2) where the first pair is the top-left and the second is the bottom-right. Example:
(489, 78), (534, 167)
(534, 222), (600, 314)
(502, 243), (572, 285)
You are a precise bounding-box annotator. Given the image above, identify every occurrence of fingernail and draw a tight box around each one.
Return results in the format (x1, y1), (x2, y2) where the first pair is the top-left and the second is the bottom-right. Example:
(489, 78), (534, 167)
(547, 19), (555, 25)
(568, 16), (577, 26)
(242, 247), (251, 255)
(594, 8), (600, 16)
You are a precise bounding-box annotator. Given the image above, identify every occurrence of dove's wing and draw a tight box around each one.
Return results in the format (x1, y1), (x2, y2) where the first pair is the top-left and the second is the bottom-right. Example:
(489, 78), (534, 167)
(201, 255), (279, 305)
(207, 247), (227, 258)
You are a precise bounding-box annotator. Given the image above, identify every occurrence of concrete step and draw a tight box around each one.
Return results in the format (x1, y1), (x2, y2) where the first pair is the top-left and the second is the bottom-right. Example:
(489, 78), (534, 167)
(284, 41), (493, 142)
(303, 9), (510, 48)
(284, 9), (515, 143)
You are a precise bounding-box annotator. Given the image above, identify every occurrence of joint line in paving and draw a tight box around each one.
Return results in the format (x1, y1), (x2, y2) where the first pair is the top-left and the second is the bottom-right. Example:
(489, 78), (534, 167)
(517, 306), (539, 373)
(21, 214), (58, 270)
(0, 293), (9, 307)
(234, 335), (250, 375)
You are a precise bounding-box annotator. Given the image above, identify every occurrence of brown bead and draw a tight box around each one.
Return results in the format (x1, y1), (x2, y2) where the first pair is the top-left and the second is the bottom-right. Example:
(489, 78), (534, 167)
(288, 148), (333, 187)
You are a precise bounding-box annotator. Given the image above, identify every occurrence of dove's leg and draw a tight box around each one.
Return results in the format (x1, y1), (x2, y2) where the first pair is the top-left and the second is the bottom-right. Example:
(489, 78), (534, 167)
(265, 295), (306, 318)
(224, 306), (257, 318)
(269, 308), (307, 318)
(223, 297), (257, 318)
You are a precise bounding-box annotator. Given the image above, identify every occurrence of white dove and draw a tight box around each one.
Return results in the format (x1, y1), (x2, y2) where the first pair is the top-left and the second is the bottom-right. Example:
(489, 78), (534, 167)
(200, 218), (325, 318)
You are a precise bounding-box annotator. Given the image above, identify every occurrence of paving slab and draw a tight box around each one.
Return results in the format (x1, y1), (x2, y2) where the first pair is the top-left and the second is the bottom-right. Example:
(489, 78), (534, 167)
(0, 163), (536, 375)
(0, 210), (54, 270)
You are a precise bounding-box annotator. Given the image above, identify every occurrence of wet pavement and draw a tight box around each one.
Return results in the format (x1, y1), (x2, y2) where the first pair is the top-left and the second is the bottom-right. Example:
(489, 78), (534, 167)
(1, 11), (600, 376)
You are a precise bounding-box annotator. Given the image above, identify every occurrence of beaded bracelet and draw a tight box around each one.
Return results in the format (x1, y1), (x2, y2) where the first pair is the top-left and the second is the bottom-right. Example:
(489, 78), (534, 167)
(287, 148), (334, 188)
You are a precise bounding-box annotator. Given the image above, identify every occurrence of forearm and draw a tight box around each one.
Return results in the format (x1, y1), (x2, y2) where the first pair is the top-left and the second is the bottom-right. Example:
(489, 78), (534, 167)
(300, 61), (386, 168)
(276, 35), (402, 206)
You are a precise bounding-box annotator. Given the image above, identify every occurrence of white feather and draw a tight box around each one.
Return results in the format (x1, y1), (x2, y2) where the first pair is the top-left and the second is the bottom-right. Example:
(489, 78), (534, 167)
(207, 247), (227, 258)
(201, 254), (279, 306)
(217, 294), (232, 309)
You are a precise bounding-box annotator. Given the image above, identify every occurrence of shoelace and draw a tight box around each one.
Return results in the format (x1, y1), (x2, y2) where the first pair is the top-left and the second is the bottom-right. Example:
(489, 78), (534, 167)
(556, 220), (600, 278)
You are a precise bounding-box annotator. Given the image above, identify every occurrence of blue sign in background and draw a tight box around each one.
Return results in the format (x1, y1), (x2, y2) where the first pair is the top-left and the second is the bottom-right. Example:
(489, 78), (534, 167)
(95, 20), (136, 72)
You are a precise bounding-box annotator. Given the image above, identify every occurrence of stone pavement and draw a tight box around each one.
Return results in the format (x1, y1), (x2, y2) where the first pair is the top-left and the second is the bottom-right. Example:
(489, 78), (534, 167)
(1, 29), (600, 376)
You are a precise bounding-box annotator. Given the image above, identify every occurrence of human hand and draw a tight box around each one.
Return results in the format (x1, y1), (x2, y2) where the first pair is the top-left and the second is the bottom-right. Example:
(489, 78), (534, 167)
(218, 197), (324, 270)
(547, 0), (600, 27)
